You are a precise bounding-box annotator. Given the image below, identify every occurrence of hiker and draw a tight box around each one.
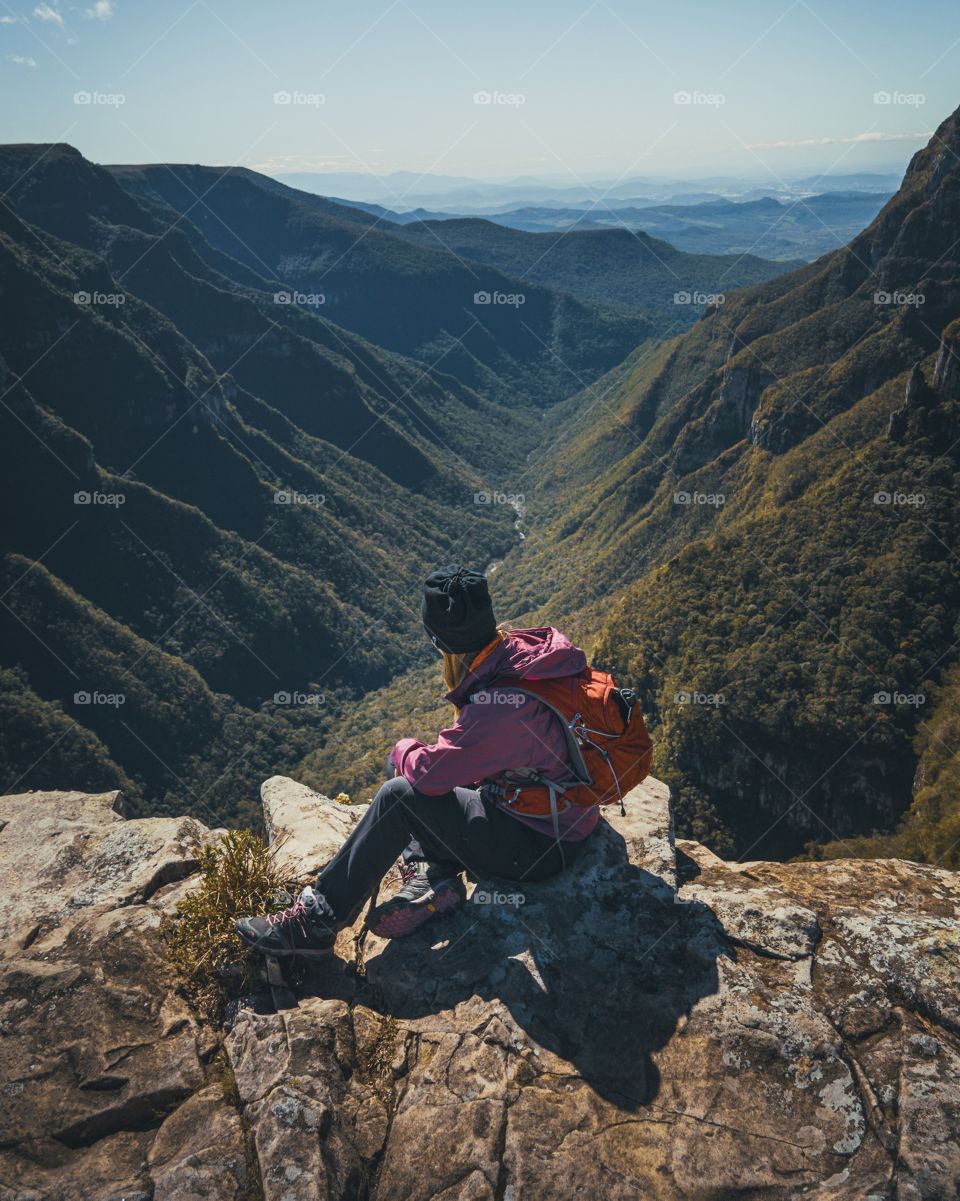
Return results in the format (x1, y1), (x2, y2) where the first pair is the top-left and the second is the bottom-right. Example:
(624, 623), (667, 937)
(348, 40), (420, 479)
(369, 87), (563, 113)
(236, 564), (651, 958)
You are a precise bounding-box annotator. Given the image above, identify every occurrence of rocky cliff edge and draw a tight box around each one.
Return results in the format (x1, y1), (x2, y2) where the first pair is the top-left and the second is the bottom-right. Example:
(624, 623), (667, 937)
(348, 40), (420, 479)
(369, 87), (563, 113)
(0, 778), (958, 1200)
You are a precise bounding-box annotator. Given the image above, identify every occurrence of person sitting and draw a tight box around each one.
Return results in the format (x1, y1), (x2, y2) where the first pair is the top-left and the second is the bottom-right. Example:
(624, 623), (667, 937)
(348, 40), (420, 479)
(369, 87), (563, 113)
(236, 564), (602, 958)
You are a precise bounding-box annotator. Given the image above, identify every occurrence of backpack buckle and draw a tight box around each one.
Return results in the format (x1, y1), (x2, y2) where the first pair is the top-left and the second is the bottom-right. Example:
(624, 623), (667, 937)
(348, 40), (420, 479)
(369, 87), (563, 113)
(489, 777), (523, 804)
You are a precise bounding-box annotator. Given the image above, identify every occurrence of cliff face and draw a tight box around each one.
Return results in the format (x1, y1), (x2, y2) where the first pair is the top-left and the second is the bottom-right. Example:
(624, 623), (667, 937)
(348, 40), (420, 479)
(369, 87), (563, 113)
(2, 781), (958, 1201)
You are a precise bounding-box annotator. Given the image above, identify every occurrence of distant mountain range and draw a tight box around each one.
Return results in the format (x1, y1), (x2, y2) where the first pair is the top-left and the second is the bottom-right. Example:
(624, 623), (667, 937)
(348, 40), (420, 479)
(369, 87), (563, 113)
(391, 218), (794, 320)
(108, 164), (655, 407)
(327, 191), (892, 264)
(468, 192), (891, 262)
(108, 164), (793, 367)
(275, 169), (903, 213)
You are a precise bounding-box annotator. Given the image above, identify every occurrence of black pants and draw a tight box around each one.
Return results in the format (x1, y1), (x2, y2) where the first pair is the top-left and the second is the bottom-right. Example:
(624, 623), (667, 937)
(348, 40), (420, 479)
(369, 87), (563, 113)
(315, 775), (584, 924)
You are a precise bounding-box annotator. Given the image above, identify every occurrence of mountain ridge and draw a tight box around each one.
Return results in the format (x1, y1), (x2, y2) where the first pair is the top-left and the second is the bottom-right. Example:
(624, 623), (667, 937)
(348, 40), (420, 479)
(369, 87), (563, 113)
(302, 103), (960, 865)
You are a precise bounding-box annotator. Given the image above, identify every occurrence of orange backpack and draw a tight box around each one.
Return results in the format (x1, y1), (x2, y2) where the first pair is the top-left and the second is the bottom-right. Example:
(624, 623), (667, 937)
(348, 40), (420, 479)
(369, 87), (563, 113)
(478, 667), (653, 834)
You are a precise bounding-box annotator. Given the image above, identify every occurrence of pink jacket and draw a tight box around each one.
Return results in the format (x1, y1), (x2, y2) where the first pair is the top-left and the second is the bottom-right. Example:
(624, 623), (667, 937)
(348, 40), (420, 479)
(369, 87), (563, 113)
(391, 627), (599, 841)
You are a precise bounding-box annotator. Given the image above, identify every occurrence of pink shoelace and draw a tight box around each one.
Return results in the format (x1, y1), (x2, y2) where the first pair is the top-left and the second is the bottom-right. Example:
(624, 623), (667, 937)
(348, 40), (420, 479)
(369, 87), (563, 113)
(265, 896), (309, 932)
(399, 860), (417, 886)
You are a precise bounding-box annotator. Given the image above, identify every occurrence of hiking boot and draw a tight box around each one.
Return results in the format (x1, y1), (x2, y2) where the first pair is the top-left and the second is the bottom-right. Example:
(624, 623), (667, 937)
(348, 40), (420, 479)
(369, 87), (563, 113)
(235, 886), (338, 958)
(367, 860), (465, 939)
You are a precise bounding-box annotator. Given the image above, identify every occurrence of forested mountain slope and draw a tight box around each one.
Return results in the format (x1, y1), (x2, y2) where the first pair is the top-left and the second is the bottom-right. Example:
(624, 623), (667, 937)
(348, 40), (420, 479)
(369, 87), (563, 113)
(109, 161), (655, 407)
(0, 145), (527, 824)
(308, 106), (960, 865)
(493, 105), (960, 859)
(394, 216), (798, 318)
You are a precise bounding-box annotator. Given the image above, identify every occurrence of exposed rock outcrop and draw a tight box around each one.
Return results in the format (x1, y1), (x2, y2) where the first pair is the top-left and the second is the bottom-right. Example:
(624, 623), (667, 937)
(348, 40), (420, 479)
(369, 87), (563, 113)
(933, 318), (960, 402)
(0, 789), (246, 1199)
(1, 780), (958, 1200)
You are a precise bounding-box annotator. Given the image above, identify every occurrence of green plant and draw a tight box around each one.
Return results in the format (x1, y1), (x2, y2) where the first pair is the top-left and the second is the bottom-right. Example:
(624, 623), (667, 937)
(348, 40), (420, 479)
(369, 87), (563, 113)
(165, 829), (292, 1019)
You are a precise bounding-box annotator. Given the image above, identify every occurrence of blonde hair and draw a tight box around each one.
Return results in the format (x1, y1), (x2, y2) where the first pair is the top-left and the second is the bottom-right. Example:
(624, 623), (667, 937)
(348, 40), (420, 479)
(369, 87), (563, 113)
(442, 622), (513, 715)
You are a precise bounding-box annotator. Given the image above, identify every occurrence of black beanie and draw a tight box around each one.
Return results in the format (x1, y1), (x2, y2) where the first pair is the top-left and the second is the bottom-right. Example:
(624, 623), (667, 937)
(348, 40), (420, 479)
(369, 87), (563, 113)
(421, 564), (497, 654)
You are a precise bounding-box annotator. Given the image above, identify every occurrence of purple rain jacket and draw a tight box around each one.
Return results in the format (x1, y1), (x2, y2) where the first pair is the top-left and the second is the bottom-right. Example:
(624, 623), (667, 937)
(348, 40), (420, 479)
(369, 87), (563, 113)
(391, 626), (600, 841)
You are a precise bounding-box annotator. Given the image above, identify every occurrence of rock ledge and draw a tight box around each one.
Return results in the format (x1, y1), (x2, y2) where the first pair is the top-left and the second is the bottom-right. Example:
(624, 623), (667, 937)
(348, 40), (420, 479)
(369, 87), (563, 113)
(1, 779), (958, 1200)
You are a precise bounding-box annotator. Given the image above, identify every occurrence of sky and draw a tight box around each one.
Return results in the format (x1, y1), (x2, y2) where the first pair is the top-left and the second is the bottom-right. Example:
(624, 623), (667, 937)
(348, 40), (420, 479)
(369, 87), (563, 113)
(0, 0), (957, 186)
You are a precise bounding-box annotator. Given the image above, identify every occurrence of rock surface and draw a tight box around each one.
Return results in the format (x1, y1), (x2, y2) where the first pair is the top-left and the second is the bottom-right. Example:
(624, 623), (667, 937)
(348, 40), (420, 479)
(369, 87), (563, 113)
(1, 780), (958, 1200)
(0, 790), (240, 1201)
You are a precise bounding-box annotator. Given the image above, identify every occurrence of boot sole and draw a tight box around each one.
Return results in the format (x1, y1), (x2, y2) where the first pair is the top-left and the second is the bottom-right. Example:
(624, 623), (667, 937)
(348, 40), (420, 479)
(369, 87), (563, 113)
(367, 883), (463, 939)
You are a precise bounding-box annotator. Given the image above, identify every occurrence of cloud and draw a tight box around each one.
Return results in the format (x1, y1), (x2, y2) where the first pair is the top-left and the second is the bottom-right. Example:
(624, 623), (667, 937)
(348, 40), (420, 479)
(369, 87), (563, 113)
(33, 3), (63, 25)
(0, 15), (19, 22)
(7, 52), (37, 65)
(84, 0), (113, 17)
(748, 131), (932, 150)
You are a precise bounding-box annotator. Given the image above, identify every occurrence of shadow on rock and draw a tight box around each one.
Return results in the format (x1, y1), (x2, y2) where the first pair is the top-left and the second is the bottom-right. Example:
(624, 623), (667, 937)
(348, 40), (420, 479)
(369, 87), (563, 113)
(304, 821), (728, 1111)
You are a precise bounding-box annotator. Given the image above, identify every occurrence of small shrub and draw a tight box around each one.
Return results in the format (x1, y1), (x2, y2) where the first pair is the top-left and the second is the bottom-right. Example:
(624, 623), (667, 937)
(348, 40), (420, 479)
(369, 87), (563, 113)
(166, 829), (292, 1020)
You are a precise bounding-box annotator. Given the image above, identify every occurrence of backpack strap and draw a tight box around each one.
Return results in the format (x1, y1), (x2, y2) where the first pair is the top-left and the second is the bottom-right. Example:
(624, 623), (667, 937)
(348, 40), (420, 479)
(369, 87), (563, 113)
(545, 779), (566, 868)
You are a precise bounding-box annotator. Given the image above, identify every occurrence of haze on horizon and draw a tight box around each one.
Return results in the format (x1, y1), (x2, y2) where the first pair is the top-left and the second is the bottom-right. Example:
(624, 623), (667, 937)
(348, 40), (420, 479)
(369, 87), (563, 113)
(1, 0), (956, 190)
